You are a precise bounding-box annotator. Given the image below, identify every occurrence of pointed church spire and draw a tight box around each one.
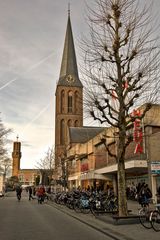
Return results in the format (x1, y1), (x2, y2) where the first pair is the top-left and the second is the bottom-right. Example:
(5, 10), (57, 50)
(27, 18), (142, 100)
(57, 10), (82, 87)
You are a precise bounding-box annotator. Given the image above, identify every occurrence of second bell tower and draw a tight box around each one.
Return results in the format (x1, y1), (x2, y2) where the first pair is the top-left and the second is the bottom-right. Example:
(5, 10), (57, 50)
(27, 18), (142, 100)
(12, 136), (22, 177)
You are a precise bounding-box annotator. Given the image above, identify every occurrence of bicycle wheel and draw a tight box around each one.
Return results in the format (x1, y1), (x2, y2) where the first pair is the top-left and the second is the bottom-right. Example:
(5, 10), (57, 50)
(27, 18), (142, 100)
(139, 208), (152, 229)
(73, 200), (81, 213)
(80, 199), (90, 214)
(44, 196), (48, 203)
(90, 202), (101, 216)
(80, 206), (90, 214)
(151, 210), (160, 232)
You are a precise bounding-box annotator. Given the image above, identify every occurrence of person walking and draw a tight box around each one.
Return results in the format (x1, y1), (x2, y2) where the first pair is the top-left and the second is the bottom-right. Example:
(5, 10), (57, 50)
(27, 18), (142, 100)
(37, 185), (45, 204)
(28, 186), (33, 201)
(16, 185), (22, 201)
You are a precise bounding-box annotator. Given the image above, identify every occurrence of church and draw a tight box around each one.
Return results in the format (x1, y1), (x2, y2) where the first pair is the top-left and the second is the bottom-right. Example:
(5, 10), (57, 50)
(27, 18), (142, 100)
(12, 10), (104, 186)
(11, 10), (94, 185)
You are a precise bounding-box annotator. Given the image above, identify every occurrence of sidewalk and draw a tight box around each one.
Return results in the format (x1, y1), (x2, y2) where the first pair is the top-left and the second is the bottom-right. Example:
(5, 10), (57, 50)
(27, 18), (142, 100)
(97, 200), (156, 225)
(47, 200), (159, 240)
(127, 199), (155, 214)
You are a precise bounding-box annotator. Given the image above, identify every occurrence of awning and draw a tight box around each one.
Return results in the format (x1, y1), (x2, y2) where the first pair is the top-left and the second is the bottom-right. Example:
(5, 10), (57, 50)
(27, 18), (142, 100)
(79, 171), (111, 181)
(68, 175), (79, 181)
(95, 160), (148, 174)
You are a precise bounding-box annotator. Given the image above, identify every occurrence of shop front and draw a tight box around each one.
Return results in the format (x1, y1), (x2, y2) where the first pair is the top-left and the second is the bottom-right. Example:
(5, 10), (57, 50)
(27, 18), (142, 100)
(80, 170), (112, 191)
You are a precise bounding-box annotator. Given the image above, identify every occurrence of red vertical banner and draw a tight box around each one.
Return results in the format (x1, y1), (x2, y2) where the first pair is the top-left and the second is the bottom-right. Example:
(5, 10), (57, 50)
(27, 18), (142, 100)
(131, 110), (143, 154)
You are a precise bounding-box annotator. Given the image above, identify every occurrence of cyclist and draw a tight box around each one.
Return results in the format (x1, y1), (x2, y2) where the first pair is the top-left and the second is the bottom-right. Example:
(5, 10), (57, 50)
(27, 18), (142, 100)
(16, 185), (22, 201)
(138, 183), (152, 206)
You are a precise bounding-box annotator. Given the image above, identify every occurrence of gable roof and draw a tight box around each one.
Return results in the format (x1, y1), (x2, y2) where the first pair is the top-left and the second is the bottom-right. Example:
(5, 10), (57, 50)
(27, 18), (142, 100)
(69, 126), (105, 144)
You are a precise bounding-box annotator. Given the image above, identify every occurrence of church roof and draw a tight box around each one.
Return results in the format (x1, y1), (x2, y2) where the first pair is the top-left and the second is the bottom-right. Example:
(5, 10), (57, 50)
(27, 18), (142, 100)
(57, 14), (83, 88)
(69, 126), (105, 144)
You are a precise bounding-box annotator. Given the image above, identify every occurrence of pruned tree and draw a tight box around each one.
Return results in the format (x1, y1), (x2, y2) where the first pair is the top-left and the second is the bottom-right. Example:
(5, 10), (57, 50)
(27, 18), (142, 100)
(54, 147), (69, 191)
(36, 147), (55, 185)
(0, 156), (12, 177)
(0, 115), (12, 177)
(81, 0), (160, 216)
(60, 152), (68, 191)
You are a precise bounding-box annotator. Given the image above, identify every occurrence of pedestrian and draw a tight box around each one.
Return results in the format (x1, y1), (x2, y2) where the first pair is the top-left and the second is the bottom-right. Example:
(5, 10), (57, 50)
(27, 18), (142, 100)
(16, 185), (22, 201)
(28, 186), (33, 201)
(37, 185), (45, 204)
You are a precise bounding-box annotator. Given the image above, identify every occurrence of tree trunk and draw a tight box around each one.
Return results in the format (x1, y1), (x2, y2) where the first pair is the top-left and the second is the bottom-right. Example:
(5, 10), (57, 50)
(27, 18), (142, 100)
(117, 160), (128, 216)
(117, 130), (128, 216)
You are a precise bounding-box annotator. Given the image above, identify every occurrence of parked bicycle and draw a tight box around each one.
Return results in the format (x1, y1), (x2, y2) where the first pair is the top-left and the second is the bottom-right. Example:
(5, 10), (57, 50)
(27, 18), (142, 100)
(150, 203), (160, 231)
(73, 191), (90, 214)
(90, 192), (118, 216)
(139, 198), (153, 229)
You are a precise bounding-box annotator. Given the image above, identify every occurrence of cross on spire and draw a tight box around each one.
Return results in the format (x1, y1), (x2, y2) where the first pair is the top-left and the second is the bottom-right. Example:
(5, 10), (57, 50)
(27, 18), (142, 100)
(68, 3), (70, 16)
(16, 135), (19, 142)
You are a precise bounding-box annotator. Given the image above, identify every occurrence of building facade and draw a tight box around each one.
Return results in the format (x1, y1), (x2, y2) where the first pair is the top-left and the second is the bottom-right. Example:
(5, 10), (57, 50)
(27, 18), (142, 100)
(67, 104), (160, 203)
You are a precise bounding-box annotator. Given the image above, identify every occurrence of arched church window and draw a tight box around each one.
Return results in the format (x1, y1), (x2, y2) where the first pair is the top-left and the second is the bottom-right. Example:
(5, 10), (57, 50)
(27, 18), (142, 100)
(75, 91), (79, 113)
(68, 119), (72, 127)
(61, 90), (65, 113)
(68, 91), (73, 113)
(75, 120), (79, 127)
(60, 119), (65, 145)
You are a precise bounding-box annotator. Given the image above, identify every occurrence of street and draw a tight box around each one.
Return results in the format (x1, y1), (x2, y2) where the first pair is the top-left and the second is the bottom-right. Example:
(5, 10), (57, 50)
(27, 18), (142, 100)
(0, 192), (114, 240)
(0, 191), (160, 240)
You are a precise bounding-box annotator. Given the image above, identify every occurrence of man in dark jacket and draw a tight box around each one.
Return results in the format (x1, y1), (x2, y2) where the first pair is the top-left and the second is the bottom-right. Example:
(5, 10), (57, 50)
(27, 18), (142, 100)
(28, 186), (33, 201)
(138, 183), (152, 206)
(16, 185), (22, 201)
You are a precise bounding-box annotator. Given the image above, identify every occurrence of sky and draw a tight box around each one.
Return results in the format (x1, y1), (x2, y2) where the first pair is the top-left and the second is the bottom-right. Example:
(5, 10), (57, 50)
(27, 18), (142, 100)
(0, 0), (160, 169)
(0, 0), (93, 169)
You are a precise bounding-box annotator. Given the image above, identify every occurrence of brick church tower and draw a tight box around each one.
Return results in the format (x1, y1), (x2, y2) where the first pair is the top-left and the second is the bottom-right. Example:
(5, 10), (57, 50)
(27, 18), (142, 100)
(12, 136), (22, 177)
(55, 12), (83, 162)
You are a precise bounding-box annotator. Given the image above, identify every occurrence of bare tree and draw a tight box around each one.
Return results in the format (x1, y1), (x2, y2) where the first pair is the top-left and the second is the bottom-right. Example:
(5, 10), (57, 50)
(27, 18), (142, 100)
(0, 116), (12, 176)
(0, 156), (12, 177)
(53, 147), (70, 191)
(60, 151), (69, 191)
(36, 147), (55, 185)
(82, 0), (160, 216)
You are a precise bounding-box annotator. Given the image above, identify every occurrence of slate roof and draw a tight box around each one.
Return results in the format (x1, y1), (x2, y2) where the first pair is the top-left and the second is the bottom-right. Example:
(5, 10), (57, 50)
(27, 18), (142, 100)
(69, 126), (105, 144)
(57, 14), (83, 88)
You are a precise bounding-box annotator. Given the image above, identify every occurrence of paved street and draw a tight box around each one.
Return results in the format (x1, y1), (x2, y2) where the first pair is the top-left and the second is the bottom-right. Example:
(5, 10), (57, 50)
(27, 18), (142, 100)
(0, 192), (115, 240)
(0, 192), (160, 240)
(47, 198), (160, 240)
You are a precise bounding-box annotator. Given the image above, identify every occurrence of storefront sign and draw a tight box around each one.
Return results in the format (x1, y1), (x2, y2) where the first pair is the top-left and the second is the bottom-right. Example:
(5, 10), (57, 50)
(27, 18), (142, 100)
(131, 109), (143, 154)
(151, 162), (160, 174)
(81, 163), (89, 172)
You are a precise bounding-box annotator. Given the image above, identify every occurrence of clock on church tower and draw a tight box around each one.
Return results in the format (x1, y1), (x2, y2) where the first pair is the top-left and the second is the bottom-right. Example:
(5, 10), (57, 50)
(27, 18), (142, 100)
(66, 74), (75, 83)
